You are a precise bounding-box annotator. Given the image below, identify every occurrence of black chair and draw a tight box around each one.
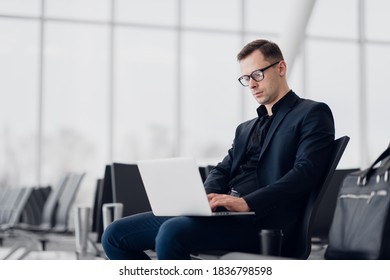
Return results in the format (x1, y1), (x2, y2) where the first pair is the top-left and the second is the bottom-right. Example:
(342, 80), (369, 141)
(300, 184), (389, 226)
(87, 164), (152, 259)
(0, 187), (34, 231)
(94, 165), (114, 243)
(198, 165), (216, 182)
(0, 187), (34, 247)
(208, 136), (350, 260)
(20, 186), (52, 226)
(0, 188), (25, 227)
(287, 136), (350, 259)
(311, 168), (359, 244)
(0, 176), (67, 258)
(2, 172), (85, 259)
(51, 173), (85, 233)
(84, 166), (114, 259)
(12, 173), (84, 233)
(91, 178), (103, 234)
(110, 163), (151, 218)
(199, 167), (208, 182)
(21, 174), (70, 232)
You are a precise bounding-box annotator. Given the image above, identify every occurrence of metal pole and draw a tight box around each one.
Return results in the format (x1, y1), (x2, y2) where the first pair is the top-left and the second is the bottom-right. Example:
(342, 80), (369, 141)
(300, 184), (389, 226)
(37, 0), (46, 186)
(108, 0), (116, 162)
(278, 0), (316, 76)
(174, 0), (182, 156)
(358, 0), (368, 167)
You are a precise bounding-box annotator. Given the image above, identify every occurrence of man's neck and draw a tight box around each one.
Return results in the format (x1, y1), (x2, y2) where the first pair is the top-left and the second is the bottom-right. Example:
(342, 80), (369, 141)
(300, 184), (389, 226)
(265, 88), (291, 116)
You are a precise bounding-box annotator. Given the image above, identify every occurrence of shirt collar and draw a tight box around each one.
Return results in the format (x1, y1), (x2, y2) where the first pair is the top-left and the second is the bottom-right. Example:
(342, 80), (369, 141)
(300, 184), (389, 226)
(256, 89), (293, 118)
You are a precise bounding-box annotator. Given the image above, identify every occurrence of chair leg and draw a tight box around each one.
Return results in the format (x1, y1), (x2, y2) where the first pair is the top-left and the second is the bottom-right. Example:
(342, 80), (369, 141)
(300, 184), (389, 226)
(40, 239), (48, 251)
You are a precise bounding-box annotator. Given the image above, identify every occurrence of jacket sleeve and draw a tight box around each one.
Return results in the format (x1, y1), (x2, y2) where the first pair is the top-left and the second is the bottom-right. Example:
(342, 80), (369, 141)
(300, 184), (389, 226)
(203, 122), (247, 194)
(203, 154), (232, 194)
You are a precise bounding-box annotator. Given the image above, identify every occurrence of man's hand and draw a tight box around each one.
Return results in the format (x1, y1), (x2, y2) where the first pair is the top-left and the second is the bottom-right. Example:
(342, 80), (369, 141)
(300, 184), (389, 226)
(207, 193), (251, 212)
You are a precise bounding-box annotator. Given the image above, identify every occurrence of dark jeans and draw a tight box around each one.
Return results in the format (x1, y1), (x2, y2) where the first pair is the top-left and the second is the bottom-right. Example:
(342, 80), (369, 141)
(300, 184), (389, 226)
(101, 211), (261, 260)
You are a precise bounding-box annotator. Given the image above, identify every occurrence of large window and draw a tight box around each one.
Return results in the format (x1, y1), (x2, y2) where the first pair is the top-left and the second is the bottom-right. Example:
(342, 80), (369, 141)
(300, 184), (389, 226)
(366, 45), (390, 160)
(114, 27), (176, 161)
(116, 0), (177, 26)
(305, 40), (360, 167)
(0, 18), (39, 187)
(0, 0), (41, 16)
(182, 0), (241, 31)
(181, 32), (241, 161)
(42, 23), (109, 198)
(1, 0), (390, 206)
(307, 0), (358, 40)
(45, 0), (110, 21)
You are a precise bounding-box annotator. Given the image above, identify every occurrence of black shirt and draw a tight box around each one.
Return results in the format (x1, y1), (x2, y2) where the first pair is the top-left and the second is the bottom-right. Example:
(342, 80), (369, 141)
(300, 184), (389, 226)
(227, 90), (292, 196)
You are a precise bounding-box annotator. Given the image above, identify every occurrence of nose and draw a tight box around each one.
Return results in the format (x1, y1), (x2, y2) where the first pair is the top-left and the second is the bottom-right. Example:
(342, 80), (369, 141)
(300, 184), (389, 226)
(248, 77), (257, 89)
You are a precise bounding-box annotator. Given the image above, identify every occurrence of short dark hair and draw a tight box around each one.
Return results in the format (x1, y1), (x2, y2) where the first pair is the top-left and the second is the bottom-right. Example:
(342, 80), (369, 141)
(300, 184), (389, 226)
(237, 39), (284, 62)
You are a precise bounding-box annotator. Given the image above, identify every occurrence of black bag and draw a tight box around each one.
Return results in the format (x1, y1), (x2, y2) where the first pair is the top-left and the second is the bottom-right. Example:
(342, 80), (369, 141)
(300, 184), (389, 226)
(325, 146), (390, 259)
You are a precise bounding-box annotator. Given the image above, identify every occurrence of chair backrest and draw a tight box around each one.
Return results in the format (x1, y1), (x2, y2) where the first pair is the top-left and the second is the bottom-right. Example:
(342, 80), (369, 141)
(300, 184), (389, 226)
(199, 167), (208, 182)
(0, 188), (15, 225)
(95, 165), (114, 243)
(20, 186), (52, 226)
(111, 163), (151, 217)
(311, 168), (359, 242)
(0, 187), (33, 229)
(38, 174), (69, 230)
(8, 187), (34, 227)
(288, 136), (350, 259)
(91, 178), (103, 233)
(0, 188), (21, 225)
(52, 172), (85, 232)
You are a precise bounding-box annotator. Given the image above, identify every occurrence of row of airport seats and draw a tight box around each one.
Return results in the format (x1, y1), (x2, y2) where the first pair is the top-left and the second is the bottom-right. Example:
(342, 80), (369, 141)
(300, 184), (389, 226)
(0, 187), (35, 233)
(82, 162), (214, 259)
(0, 163), (233, 260)
(86, 163), (152, 258)
(90, 162), (216, 247)
(0, 172), (85, 259)
(92, 136), (359, 260)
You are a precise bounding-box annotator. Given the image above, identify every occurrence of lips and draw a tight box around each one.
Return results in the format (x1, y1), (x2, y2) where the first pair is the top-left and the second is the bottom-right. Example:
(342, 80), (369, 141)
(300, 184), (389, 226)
(253, 91), (263, 97)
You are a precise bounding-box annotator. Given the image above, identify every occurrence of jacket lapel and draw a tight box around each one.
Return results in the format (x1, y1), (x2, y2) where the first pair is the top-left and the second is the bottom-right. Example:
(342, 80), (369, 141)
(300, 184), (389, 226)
(259, 92), (300, 159)
(231, 118), (257, 172)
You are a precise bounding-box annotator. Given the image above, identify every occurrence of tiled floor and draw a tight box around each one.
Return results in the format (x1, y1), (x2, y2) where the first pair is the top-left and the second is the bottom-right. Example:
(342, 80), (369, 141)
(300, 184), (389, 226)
(0, 247), (325, 260)
(0, 233), (326, 260)
(0, 233), (93, 260)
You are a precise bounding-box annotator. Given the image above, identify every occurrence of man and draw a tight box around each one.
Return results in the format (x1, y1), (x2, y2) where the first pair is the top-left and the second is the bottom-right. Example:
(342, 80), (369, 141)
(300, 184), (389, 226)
(102, 39), (335, 259)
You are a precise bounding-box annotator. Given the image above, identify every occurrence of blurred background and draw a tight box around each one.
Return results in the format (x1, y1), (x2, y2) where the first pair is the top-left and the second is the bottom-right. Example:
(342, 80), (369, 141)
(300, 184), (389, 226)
(1, 0), (389, 209)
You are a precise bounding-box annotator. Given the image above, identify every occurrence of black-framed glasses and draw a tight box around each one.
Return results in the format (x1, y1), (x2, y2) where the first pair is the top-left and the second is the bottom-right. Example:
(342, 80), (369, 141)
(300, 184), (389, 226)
(238, 61), (280, 87)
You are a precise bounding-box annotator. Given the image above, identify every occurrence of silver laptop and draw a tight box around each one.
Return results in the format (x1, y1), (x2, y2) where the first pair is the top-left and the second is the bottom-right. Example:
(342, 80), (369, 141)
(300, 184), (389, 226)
(137, 157), (255, 216)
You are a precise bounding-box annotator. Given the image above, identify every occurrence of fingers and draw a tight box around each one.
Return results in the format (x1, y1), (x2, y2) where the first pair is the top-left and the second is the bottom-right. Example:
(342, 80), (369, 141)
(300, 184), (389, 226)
(207, 193), (222, 211)
(207, 193), (250, 212)
(207, 193), (219, 201)
(208, 194), (239, 211)
(208, 194), (224, 209)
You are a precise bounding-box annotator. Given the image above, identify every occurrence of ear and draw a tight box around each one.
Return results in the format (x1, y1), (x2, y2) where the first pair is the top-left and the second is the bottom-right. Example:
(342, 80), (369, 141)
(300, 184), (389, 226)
(279, 60), (287, 76)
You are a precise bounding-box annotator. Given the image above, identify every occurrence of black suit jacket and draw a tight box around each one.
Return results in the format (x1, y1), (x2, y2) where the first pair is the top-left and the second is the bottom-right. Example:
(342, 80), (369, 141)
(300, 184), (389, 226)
(204, 91), (335, 238)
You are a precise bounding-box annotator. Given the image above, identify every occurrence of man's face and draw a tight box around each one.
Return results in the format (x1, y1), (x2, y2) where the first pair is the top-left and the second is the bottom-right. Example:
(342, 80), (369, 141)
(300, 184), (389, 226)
(239, 50), (284, 107)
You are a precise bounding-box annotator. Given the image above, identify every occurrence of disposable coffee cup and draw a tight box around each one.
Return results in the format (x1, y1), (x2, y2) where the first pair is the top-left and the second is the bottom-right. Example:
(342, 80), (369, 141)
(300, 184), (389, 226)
(259, 229), (283, 256)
